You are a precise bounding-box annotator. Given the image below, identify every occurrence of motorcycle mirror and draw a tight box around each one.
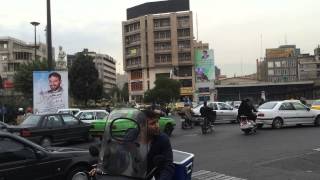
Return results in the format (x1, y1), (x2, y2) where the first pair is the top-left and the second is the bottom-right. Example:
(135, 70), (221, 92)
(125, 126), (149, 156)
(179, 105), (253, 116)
(89, 145), (99, 157)
(110, 118), (140, 142)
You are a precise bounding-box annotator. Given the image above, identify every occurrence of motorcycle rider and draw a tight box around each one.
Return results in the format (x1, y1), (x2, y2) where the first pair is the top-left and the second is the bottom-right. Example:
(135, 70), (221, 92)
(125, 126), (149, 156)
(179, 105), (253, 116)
(237, 98), (257, 122)
(181, 103), (193, 127)
(200, 101), (216, 125)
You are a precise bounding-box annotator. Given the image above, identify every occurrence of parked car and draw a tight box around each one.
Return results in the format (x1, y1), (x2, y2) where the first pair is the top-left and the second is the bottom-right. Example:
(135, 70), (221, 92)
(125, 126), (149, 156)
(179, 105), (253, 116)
(192, 102), (238, 123)
(57, 108), (81, 115)
(256, 100), (320, 129)
(75, 109), (109, 124)
(6, 113), (91, 147)
(311, 99), (320, 110)
(0, 131), (94, 180)
(90, 108), (176, 138)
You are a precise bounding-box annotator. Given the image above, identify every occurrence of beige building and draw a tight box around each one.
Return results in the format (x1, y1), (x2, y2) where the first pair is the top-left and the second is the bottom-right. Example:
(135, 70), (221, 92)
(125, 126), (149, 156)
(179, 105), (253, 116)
(122, 11), (194, 102)
(0, 36), (49, 81)
(79, 49), (117, 93)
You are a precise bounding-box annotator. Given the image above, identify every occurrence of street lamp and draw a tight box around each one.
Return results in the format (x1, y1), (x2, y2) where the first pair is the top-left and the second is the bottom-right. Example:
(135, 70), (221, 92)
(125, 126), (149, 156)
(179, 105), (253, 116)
(30, 21), (40, 61)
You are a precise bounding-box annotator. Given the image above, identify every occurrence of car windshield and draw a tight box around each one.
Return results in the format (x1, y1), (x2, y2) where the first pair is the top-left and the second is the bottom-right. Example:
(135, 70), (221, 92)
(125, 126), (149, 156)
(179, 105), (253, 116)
(21, 115), (41, 126)
(258, 102), (278, 110)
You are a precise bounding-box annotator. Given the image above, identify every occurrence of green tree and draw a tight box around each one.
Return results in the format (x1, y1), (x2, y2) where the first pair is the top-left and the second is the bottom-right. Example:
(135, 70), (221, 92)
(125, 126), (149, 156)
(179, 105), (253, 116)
(14, 60), (48, 98)
(144, 77), (180, 104)
(69, 53), (103, 106)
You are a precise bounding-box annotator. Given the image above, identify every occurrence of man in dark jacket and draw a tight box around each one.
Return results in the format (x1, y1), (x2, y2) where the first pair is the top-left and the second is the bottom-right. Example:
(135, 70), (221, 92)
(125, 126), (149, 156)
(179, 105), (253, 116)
(200, 101), (216, 124)
(238, 99), (257, 122)
(141, 109), (175, 180)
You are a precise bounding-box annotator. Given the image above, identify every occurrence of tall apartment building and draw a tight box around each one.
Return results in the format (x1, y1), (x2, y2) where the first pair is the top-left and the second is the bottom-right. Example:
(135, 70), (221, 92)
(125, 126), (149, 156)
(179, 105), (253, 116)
(0, 36), (49, 82)
(265, 45), (300, 82)
(68, 49), (116, 93)
(123, 0), (193, 102)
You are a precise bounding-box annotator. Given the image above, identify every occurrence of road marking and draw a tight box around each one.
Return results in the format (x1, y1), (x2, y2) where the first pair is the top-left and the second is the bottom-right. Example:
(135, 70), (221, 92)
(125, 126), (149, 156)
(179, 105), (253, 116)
(192, 170), (247, 180)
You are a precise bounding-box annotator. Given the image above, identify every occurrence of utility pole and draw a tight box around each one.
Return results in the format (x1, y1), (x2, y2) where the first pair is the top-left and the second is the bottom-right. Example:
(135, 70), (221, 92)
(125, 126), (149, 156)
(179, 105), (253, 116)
(47, 0), (53, 70)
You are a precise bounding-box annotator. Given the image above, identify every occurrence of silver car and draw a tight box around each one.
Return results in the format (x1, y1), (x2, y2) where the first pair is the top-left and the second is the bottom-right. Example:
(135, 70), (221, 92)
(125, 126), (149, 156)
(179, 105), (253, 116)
(192, 102), (238, 123)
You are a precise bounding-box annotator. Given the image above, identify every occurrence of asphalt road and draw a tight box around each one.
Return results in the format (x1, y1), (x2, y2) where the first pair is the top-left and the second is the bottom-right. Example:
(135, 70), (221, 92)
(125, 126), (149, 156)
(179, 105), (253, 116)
(69, 115), (320, 180)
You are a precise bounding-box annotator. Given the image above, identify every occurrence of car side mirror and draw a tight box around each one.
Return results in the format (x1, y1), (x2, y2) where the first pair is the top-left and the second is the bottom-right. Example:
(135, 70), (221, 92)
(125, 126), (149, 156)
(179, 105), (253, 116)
(35, 150), (47, 159)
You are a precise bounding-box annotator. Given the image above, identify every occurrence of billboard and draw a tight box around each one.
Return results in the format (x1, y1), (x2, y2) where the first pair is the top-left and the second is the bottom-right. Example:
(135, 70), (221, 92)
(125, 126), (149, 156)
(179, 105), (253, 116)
(195, 49), (215, 82)
(266, 48), (295, 59)
(33, 71), (69, 114)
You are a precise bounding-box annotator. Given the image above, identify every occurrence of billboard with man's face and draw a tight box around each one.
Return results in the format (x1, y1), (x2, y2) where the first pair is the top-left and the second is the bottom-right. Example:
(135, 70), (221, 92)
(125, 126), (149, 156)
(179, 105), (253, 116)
(33, 71), (69, 114)
(195, 49), (215, 82)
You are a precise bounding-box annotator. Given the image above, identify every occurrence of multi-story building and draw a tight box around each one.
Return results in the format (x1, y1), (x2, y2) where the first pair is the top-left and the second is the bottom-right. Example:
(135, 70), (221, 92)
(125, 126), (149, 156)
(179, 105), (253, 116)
(265, 45), (300, 82)
(122, 0), (193, 102)
(68, 49), (116, 93)
(0, 36), (48, 81)
(298, 46), (320, 81)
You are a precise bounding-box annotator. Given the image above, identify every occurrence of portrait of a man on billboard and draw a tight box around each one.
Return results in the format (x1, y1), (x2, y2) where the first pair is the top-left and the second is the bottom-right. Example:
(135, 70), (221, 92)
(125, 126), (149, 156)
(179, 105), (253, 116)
(33, 71), (69, 114)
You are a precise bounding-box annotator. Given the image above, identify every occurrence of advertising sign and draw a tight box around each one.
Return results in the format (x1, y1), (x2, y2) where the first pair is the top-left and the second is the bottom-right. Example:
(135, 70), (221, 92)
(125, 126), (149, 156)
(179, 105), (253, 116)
(33, 71), (69, 114)
(266, 48), (295, 59)
(195, 49), (215, 82)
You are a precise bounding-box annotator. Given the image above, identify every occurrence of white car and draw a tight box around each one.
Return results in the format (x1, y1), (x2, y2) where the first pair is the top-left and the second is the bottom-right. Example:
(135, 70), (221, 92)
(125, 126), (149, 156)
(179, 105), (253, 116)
(192, 102), (238, 123)
(256, 100), (320, 129)
(75, 110), (109, 124)
(57, 108), (81, 115)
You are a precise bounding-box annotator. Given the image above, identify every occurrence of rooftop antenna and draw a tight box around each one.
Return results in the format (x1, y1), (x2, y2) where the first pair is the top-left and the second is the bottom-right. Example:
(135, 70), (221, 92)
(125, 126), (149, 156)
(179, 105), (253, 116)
(284, 33), (288, 45)
(260, 34), (263, 61)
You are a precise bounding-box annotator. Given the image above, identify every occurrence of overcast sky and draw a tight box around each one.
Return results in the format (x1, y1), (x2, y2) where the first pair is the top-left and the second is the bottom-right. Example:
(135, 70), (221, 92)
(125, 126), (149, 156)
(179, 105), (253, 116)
(1, 0), (320, 76)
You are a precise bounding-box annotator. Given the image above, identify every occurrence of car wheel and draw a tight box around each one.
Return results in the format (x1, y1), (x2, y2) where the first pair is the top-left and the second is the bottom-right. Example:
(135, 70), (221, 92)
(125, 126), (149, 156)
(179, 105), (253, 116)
(164, 124), (173, 136)
(66, 166), (89, 180)
(314, 116), (320, 127)
(40, 137), (52, 147)
(272, 118), (283, 129)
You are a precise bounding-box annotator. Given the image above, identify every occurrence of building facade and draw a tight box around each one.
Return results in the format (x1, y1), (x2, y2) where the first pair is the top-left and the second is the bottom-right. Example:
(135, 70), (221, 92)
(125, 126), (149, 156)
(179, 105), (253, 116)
(122, 10), (194, 102)
(265, 45), (300, 82)
(68, 49), (117, 93)
(0, 36), (48, 81)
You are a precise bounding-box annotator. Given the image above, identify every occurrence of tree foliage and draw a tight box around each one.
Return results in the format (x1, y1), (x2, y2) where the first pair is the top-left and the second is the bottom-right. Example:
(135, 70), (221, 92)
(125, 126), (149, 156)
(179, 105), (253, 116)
(13, 60), (48, 98)
(69, 53), (103, 106)
(144, 77), (180, 104)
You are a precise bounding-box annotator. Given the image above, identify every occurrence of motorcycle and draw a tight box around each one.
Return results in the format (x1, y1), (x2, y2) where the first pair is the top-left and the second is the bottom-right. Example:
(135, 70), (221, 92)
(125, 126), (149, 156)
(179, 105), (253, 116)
(239, 115), (257, 135)
(73, 109), (194, 180)
(178, 112), (194, 129)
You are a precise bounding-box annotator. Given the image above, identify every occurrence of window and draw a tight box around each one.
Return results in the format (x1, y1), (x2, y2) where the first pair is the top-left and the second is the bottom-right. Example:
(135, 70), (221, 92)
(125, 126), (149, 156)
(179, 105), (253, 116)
(279, 102), (294, 110)
(208, 103), (218, 110)
(131, 81), (143, 91)
(292, 102), (307, 110)
(268, 62), (274, 68)
(46, 115), (63, 127)
(131, 70), (142, 80)
(179, 79), (192, 87)
(0, 137), (36, 163)
(78, 112), (94, 120)
(62, 114), (79, 125)
(177, 28), (190, 37)
(268, 69), (274, 75)
(218, 103), (233, 110)
(275, 61), (281, 67)
(96, 112), (108, 119)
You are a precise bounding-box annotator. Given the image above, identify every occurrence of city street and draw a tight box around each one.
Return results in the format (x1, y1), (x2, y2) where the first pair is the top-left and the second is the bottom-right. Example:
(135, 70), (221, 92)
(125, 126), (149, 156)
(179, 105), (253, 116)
(69, 115), (320, 180)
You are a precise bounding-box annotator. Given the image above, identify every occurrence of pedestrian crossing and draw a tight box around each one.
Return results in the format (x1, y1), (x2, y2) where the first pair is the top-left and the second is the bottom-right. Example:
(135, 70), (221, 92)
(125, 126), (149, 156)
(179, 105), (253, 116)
(192, 170), (247, 180)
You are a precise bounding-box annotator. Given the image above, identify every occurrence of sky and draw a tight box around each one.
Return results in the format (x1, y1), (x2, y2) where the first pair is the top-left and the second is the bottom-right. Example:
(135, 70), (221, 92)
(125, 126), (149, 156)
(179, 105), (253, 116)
(1, 0), (320, 77)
